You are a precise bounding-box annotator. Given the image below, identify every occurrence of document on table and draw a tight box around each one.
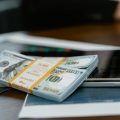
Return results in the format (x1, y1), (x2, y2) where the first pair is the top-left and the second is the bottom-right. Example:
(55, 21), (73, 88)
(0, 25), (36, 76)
(0, 32), (120, 51)
(19, 87), (120, 119)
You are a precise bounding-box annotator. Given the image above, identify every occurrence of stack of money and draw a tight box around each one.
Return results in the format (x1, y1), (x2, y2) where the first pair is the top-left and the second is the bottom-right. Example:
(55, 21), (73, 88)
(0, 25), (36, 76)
(0, 50), (98, 102)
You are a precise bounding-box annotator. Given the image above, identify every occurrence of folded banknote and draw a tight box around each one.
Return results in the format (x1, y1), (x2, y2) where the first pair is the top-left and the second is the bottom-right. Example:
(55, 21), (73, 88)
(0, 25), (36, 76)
(0, 50), (98, 102)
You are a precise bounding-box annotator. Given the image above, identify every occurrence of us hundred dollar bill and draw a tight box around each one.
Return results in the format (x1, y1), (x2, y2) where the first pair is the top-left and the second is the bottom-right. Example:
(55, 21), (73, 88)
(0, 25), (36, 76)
(31, 56), (98, 102)
(33, 65), (87, 102)
(0, 50), (98, 102)
(40, 55), (98, 69)
(40, 55), (98, 77)
(0, 50), (34, 86)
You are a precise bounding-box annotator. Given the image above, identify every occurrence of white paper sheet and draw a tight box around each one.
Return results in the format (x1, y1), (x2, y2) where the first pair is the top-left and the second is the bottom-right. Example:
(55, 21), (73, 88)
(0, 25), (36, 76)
(0, 32), (120, 51)
(19, 87), (120, 119)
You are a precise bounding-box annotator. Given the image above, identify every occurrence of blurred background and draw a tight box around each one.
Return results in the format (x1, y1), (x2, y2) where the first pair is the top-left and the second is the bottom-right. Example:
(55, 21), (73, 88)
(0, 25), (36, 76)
(0, 0), (120, 33)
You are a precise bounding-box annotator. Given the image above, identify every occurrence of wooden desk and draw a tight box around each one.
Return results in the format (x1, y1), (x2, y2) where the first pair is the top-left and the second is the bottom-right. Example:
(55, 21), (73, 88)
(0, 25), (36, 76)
(31, 22), (120, 46)
(0, 23), (120, 120)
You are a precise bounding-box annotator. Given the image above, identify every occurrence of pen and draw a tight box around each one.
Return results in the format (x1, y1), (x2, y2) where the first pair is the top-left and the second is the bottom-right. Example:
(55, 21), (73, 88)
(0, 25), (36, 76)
(21, 51), (84, 57)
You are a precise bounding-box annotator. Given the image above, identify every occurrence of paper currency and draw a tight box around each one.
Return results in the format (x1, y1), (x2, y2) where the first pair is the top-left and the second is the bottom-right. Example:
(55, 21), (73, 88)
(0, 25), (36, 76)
(0, 50), (34, 86)
(33, 65), (87, 102)
(0, 50), (98, 102)
(40, 55), (98, 70)
(63, 55), (97, 68)
(40, 55), (98, 77)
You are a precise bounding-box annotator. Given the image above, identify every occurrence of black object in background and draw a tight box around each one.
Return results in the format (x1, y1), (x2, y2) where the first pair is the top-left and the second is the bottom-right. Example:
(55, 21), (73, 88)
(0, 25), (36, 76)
(22, 51), (84, 57)
(0, 0), (22, 33)
(87, 51), (120, 78)
(22, 0), (118, 30)
(0, 0), (118, 33)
